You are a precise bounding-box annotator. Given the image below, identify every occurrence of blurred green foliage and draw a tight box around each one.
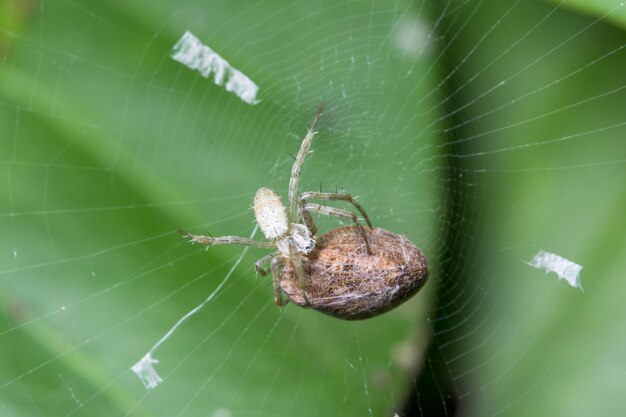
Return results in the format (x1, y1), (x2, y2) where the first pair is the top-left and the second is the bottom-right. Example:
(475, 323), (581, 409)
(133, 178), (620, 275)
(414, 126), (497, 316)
(0, 0), (624, 416)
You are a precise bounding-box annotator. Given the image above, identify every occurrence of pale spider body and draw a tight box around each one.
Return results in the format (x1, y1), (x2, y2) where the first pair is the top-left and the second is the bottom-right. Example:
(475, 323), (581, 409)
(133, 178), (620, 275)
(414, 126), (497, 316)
(181, 104), (428, 317)
(253, 187), (315, 257)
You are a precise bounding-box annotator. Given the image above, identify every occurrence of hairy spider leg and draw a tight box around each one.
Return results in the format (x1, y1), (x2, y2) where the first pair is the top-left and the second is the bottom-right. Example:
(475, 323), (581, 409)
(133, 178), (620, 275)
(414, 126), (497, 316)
(299, 191), (373, 230)
(287, 237), (310, 305)
(301, 204), (373, 255)
(255, 251), (278, 276)
(287, 102), (324, 222)
(178, 230), (274, 248)
(271, 256), (289, 306)
(267, 238), (312, 306)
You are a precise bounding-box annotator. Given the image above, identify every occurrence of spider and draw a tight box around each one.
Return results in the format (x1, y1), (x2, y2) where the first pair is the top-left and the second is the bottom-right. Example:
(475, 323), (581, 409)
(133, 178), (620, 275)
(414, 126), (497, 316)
(180, 105), (372, 304)
(181, 104), (428, 318)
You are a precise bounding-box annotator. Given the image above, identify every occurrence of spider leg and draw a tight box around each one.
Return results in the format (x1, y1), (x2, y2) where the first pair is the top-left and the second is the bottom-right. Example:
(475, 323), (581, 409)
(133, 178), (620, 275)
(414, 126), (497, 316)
(301, 204), (373, 255)
(270, 255), (289, 306)
(299, 191), (373, 229)
(255, 252), (278, 276)
(287, 103), (324, 222)
(287, 237), (310, 305)
(300, 206), (318, 236)
(179, 230), (274, 249)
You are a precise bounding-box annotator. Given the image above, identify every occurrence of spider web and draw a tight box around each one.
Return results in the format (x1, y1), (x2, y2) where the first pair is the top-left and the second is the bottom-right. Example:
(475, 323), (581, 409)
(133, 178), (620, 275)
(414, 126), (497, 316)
(1, 0), (625, 416)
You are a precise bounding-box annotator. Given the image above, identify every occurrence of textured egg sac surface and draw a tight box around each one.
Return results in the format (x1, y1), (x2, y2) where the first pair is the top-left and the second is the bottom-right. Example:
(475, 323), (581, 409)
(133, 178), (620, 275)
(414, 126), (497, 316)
(281, 226), (429, 320)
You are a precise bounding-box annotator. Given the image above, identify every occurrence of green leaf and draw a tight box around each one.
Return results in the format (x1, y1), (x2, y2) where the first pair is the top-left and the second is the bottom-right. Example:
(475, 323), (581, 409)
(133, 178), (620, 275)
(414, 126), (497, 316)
(0, 1), (439, 416)
(1, 0), (623, 415)
(438, 0), (626, 414)
(548, 0), (626, 29)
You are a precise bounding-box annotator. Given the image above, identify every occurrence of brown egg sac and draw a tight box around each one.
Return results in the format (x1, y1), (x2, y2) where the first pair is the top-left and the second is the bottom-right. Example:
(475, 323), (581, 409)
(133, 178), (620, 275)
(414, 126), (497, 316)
(280, 226), (429, 320)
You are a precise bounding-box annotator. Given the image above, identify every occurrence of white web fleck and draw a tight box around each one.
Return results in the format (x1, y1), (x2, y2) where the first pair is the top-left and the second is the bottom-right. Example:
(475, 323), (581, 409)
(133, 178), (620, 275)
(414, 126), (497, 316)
(131, 353), (163, 389)
(171, 31), (260, 105)
(130, 226), (258, 389)
(528, 250), (583, 291)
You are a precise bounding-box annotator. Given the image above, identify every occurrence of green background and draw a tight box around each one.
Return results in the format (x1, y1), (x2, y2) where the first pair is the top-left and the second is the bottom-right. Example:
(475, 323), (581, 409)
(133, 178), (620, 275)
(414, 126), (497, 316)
(0, 0), (624, 416)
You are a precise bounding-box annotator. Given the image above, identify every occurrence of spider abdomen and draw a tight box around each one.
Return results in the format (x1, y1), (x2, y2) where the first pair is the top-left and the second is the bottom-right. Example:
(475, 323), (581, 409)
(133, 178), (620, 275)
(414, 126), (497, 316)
(253, 187), (289, 239)
(280, 226), (429, 320)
